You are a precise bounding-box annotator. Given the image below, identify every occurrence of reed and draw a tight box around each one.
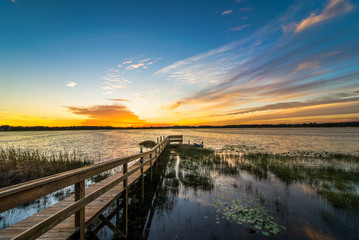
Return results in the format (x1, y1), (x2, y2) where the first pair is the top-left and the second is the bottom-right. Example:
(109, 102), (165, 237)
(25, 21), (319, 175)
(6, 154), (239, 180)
(0, 147), (91, 188)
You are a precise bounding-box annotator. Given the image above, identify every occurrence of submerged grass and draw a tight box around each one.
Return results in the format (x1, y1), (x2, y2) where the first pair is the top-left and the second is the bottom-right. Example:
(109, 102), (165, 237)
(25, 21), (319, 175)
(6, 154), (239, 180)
(0, 147), (91, 188)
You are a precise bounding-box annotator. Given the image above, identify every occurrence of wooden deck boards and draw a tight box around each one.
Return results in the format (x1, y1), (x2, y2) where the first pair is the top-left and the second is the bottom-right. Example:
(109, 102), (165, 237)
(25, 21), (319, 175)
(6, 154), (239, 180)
(0, 159), (155, 240)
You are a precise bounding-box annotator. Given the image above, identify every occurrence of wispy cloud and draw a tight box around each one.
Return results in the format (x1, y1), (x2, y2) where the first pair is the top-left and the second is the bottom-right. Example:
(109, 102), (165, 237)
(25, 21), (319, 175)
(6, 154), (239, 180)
(102, 57), (161, 93)
(102, 69), (130, 90)
(126, 63), (144, 70)
(239, 7), (253, 12)
(119, 57), (160, 71)
(66, 81), (77, 87)
(230, 24), (250, 31)
(296, 0), (352, 33)
(106, 98), (130, 102)
(154, 1), (359, 124)
(225, 97), (359, 116)
(292, 61), (320, 74)
(222, 10), (232, 15)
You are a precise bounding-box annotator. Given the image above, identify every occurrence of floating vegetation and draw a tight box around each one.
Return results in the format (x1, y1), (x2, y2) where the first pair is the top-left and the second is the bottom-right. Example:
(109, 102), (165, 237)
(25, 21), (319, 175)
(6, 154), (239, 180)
(212, 196), (284, 236)
(0, 147), (91, 188)
(139, 140), (157, 149)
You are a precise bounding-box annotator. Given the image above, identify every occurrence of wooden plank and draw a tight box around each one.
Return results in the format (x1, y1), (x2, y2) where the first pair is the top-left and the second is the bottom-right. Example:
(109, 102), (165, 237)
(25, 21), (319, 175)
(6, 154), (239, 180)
(0, 136), (171, 239)
(0, 151), (149, 213)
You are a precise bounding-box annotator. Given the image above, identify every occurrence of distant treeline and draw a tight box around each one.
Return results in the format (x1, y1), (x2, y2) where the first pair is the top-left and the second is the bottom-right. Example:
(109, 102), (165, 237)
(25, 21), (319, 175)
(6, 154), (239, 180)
(1, 122), (358, 131)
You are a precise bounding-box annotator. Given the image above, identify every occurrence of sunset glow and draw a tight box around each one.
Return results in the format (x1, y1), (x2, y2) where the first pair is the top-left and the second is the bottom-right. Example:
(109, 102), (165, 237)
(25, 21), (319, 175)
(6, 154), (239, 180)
(1, 0), (359, 127)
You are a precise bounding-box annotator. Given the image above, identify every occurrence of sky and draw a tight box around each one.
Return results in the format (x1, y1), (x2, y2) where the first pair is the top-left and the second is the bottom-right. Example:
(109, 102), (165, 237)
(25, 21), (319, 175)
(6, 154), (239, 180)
(1, 0), (359, 127)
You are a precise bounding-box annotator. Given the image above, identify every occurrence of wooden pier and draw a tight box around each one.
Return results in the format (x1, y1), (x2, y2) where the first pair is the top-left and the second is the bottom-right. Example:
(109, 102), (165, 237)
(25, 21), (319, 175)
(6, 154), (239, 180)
(0, 135), (183, 240)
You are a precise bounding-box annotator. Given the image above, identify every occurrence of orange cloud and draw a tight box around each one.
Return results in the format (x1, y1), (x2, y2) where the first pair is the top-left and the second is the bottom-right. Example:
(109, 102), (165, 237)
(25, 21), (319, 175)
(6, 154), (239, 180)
(207, 101), (359, 125)
(296, 0), (352, 33)
(66, 104), (146, 127)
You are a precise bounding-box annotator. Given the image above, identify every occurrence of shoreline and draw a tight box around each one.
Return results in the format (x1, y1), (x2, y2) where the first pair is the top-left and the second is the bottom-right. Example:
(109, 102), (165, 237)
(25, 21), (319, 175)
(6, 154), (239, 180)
(1, 121), (358, 131)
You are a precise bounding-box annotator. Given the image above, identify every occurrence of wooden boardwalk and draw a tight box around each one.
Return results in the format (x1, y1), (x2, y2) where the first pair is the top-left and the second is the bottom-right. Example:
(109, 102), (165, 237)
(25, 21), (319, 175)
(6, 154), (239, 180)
(0, 135), (183, 240)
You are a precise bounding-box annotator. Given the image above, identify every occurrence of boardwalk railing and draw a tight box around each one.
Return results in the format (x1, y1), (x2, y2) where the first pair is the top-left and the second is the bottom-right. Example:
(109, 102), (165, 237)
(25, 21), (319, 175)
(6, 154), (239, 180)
(0, 135), (183, 240)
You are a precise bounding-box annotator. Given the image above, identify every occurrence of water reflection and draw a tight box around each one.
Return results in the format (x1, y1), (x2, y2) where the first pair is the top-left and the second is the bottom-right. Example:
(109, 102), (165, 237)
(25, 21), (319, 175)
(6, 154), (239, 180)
(1, 128), (358, 163)
(95, 144), (359, 240)
(1, 138), (358, 239)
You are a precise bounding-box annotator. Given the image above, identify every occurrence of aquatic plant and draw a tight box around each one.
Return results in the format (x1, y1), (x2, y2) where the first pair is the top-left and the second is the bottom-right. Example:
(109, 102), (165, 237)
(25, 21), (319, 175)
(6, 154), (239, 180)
(0, 147), (91, 188)
(212, 197), (284, 236)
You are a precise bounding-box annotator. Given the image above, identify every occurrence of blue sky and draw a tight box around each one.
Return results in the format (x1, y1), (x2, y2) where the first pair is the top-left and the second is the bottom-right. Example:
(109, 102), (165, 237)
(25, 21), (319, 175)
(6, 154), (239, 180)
(1, 0), (359, 126)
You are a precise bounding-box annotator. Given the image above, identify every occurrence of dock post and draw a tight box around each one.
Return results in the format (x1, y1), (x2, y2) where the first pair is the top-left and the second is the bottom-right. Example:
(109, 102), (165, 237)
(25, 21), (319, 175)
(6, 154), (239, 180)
(75, 180), (85, 240)
(157, 138), (159, 143)
(140, 146), (143, 153)
(123, 163), (128, 236)
(188, 140), (190, 144)
(141, 157), (144, 202)
(150, 153), (153, 182)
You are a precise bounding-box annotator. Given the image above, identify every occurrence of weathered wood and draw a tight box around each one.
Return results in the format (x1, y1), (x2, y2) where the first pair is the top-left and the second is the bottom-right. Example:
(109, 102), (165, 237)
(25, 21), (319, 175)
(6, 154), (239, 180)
(123, 162), (128, 236)
(141, 157), (144, 202)
(93, 199), (124, 234)
(75, 180), (85, 240)
(0, 136), (174, 239)
(0, 152), (149, 213)
(98, 214), (125, 238)
(150, 153), (153, 182)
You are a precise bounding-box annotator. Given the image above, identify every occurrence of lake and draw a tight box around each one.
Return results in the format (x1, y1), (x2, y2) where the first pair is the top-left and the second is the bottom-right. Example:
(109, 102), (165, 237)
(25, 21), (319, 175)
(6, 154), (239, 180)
(0, 128), (358, 239)
(1, 128), (358, 161)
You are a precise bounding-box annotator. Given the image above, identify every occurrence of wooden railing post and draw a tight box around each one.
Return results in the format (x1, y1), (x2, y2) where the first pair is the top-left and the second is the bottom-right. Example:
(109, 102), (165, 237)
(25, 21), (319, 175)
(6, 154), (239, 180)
(140, 157), (144, 202)
(150, 153), (153, 182)
(75, 180), (85, 240)
(123, 163), (128, 236)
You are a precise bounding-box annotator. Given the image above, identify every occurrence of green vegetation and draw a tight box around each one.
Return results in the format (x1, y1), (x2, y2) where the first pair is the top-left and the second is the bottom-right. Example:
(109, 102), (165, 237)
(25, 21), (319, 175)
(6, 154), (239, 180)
(139, 140), (157, 148)
(212, 197), (284, 236)
(0, 147), (91, 188)
(219, 145), (359, 213)
(171, 144), (214, 159)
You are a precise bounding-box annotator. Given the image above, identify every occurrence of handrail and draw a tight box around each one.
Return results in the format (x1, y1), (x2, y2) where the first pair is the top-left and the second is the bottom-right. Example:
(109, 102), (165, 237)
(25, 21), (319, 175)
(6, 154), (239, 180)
(13, 152), (158, 240)
(0, 136), (171, 213)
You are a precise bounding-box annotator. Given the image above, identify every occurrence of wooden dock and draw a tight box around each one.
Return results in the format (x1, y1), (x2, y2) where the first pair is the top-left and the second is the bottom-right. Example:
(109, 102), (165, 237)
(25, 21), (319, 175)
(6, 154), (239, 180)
(0, 135), (183, 240)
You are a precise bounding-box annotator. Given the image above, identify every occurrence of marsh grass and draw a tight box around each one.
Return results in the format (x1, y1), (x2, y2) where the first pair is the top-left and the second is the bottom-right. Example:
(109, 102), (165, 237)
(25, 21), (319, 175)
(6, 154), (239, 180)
(219, 145), (359, 213)
(172, 144), (214, 159)
(0, 147), (91, 188)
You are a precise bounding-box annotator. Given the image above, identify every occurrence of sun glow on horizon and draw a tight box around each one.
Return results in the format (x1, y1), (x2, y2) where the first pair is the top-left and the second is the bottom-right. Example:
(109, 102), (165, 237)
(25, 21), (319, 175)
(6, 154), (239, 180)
(1, 0), (359, 127)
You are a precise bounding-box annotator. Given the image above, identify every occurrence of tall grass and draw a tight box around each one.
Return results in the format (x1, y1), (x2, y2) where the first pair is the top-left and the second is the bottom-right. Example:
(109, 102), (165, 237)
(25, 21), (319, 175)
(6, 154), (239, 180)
(0, 147), (92, 188)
